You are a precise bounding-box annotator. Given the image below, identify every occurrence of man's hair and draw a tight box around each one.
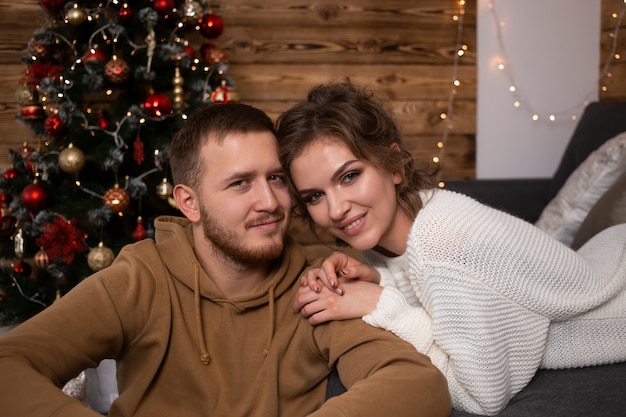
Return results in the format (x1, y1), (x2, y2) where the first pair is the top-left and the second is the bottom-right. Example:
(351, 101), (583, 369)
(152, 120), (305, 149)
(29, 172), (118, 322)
(276, 79), (437, 226)
(169, 103), (276, 189)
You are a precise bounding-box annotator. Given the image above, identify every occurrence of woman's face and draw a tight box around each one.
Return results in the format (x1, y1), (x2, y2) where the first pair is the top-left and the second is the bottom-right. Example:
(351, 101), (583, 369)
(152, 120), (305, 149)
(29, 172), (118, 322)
(289, 137), (410, 254)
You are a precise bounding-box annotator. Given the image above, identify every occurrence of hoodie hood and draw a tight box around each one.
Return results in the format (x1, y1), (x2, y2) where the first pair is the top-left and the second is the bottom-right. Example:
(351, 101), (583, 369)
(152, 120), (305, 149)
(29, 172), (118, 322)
(153, 216), (308, 364)
(154, 216), (306, 307)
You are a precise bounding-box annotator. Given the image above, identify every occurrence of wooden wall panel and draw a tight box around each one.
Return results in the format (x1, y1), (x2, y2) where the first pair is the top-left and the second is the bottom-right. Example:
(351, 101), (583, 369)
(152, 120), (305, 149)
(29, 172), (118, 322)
(1, 1), (624, 180)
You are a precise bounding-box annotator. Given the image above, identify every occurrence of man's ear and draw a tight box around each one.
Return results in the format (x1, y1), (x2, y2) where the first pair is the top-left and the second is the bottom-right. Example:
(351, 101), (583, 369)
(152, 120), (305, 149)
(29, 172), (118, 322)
(173, 184), (201, 222)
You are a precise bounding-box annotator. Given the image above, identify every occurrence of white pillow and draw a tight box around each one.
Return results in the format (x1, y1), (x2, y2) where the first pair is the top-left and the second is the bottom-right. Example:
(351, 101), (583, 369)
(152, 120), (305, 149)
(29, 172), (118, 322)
(535, 131), (626, 246)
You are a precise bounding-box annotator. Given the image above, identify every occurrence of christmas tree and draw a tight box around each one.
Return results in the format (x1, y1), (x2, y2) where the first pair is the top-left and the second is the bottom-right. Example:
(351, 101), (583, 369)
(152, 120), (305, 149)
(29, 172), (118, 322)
(0, 0), (238, 326)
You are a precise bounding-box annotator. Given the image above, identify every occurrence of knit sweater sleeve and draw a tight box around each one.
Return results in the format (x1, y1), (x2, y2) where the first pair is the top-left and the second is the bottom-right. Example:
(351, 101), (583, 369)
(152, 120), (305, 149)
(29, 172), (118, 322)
(402, 190), (626, 415)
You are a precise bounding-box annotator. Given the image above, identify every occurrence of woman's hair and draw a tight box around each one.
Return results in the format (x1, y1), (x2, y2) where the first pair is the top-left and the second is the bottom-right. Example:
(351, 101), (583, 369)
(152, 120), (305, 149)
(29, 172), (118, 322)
(169, 103), (275, 189)
(276, 79), (437, 226)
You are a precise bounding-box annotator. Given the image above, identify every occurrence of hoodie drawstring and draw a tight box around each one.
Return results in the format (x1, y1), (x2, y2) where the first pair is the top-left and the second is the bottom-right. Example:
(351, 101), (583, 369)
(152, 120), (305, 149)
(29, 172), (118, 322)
(193, 262), (210, 365)
(263, 285), (276, 357)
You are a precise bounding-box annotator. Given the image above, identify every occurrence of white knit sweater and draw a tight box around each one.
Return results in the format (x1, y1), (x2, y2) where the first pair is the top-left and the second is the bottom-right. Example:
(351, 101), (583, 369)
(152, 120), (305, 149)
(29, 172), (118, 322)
(362, 189), (626, 416)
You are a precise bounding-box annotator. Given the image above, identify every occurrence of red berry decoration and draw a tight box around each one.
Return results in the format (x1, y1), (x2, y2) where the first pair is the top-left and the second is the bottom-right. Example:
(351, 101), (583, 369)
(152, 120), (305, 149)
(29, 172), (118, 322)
(143, 93), (172, 118)
(39, 0), (67, 13)
(44, 113), (65, 138)
(103, 184), (130, 213)
(105, 58), (130, 84)
(21, 182), (52, 213)
(153, 0), (175, 15)
(199, 13), (224, 39)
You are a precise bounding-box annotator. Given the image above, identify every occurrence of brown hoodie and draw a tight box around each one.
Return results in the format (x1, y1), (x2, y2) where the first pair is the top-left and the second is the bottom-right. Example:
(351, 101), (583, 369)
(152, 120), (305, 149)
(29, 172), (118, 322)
(0, 216), (450, 417)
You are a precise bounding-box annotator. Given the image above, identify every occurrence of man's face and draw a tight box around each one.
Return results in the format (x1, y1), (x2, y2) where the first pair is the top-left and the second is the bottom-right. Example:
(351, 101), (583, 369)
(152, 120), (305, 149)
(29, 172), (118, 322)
(196, 131), (292, 264)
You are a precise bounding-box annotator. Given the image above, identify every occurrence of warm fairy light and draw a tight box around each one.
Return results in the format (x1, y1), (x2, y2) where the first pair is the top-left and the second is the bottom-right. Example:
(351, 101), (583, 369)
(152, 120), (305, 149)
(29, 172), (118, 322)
(487, 0), (625, 123)
(435, 0), (467, 185)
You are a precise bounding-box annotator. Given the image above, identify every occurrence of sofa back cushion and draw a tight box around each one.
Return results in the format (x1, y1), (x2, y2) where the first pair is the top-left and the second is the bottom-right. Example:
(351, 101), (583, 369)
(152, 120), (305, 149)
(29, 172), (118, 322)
(549, 101), (626, 201)
(570, 172), (626, 250)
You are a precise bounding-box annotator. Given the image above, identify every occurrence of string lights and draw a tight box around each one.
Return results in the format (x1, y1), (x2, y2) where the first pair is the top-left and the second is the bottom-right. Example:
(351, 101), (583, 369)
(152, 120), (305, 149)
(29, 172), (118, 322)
(436, 0), (467, 186)
(436, 0), (626, 186)
(484, 0), (625, 123)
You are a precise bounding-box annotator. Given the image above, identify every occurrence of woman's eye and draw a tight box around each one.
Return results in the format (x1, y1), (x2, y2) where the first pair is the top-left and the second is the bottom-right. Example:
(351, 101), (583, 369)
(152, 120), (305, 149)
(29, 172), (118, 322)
(342, 171), (359, 184)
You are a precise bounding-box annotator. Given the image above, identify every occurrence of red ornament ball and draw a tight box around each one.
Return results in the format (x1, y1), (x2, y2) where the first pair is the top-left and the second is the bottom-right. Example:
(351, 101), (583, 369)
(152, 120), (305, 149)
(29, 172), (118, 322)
(44, 114), (65, 138)
(199, 13), (224, 39)
(103, 185), (130, 213)
(40, 0), (67, 13)
(118, 4), (133, 23)
(105, 58), (130, 84)
(21, 182), (52, 213)
(153, 0), (175, 15)
(82, 48), (108, 66)
(20, 100), (46, 121)
(143, 93), (172, 118)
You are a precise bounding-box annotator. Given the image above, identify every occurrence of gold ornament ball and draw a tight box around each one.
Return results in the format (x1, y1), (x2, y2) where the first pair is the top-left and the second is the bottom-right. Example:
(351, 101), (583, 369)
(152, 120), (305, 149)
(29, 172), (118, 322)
(58, 144), (86, 174)
(67, 5), (87, 26)
(87, 243), (115, 272)
(156, 178), (173, 199)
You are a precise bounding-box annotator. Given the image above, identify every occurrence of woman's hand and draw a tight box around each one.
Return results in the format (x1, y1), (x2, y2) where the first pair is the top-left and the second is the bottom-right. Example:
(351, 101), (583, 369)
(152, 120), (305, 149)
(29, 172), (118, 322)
(292, 279), (383, 324)
(301, 251), (381, 295)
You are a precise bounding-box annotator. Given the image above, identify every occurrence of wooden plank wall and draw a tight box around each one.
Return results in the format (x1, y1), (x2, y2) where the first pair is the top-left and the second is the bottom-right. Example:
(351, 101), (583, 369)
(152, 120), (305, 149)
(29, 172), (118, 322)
(0, 0), (624, 179)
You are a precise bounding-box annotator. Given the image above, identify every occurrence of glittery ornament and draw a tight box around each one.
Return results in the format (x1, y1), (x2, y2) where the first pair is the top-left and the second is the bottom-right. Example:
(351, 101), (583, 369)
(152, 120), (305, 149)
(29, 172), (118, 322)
(199, 13), (224, 39)
(103, 184), (130, 213)
(87, 242), (115, 271)
(105, 58), (130, 84)
(58, 144), (86, 174)
(179, 0), (203, 22)
(44, 113), (65, 137)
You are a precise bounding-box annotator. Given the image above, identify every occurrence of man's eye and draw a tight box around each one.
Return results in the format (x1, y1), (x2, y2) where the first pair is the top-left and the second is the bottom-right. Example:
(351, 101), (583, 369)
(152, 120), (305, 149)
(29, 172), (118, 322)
(304, 192), (323, 204)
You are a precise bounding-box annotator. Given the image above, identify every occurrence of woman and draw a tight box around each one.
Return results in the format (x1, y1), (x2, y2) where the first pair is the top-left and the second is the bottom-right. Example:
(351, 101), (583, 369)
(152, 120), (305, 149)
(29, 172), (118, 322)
(275, 80), (626, 416)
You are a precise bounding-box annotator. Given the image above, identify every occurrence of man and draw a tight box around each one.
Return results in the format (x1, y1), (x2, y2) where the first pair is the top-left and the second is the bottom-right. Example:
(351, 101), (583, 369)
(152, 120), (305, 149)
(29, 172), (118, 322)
(0, 103), (450, 417)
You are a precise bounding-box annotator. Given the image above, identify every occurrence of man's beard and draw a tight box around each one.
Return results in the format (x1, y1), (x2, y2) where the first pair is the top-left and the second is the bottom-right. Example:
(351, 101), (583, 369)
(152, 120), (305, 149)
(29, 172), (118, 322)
(200, 204), (285, 266)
